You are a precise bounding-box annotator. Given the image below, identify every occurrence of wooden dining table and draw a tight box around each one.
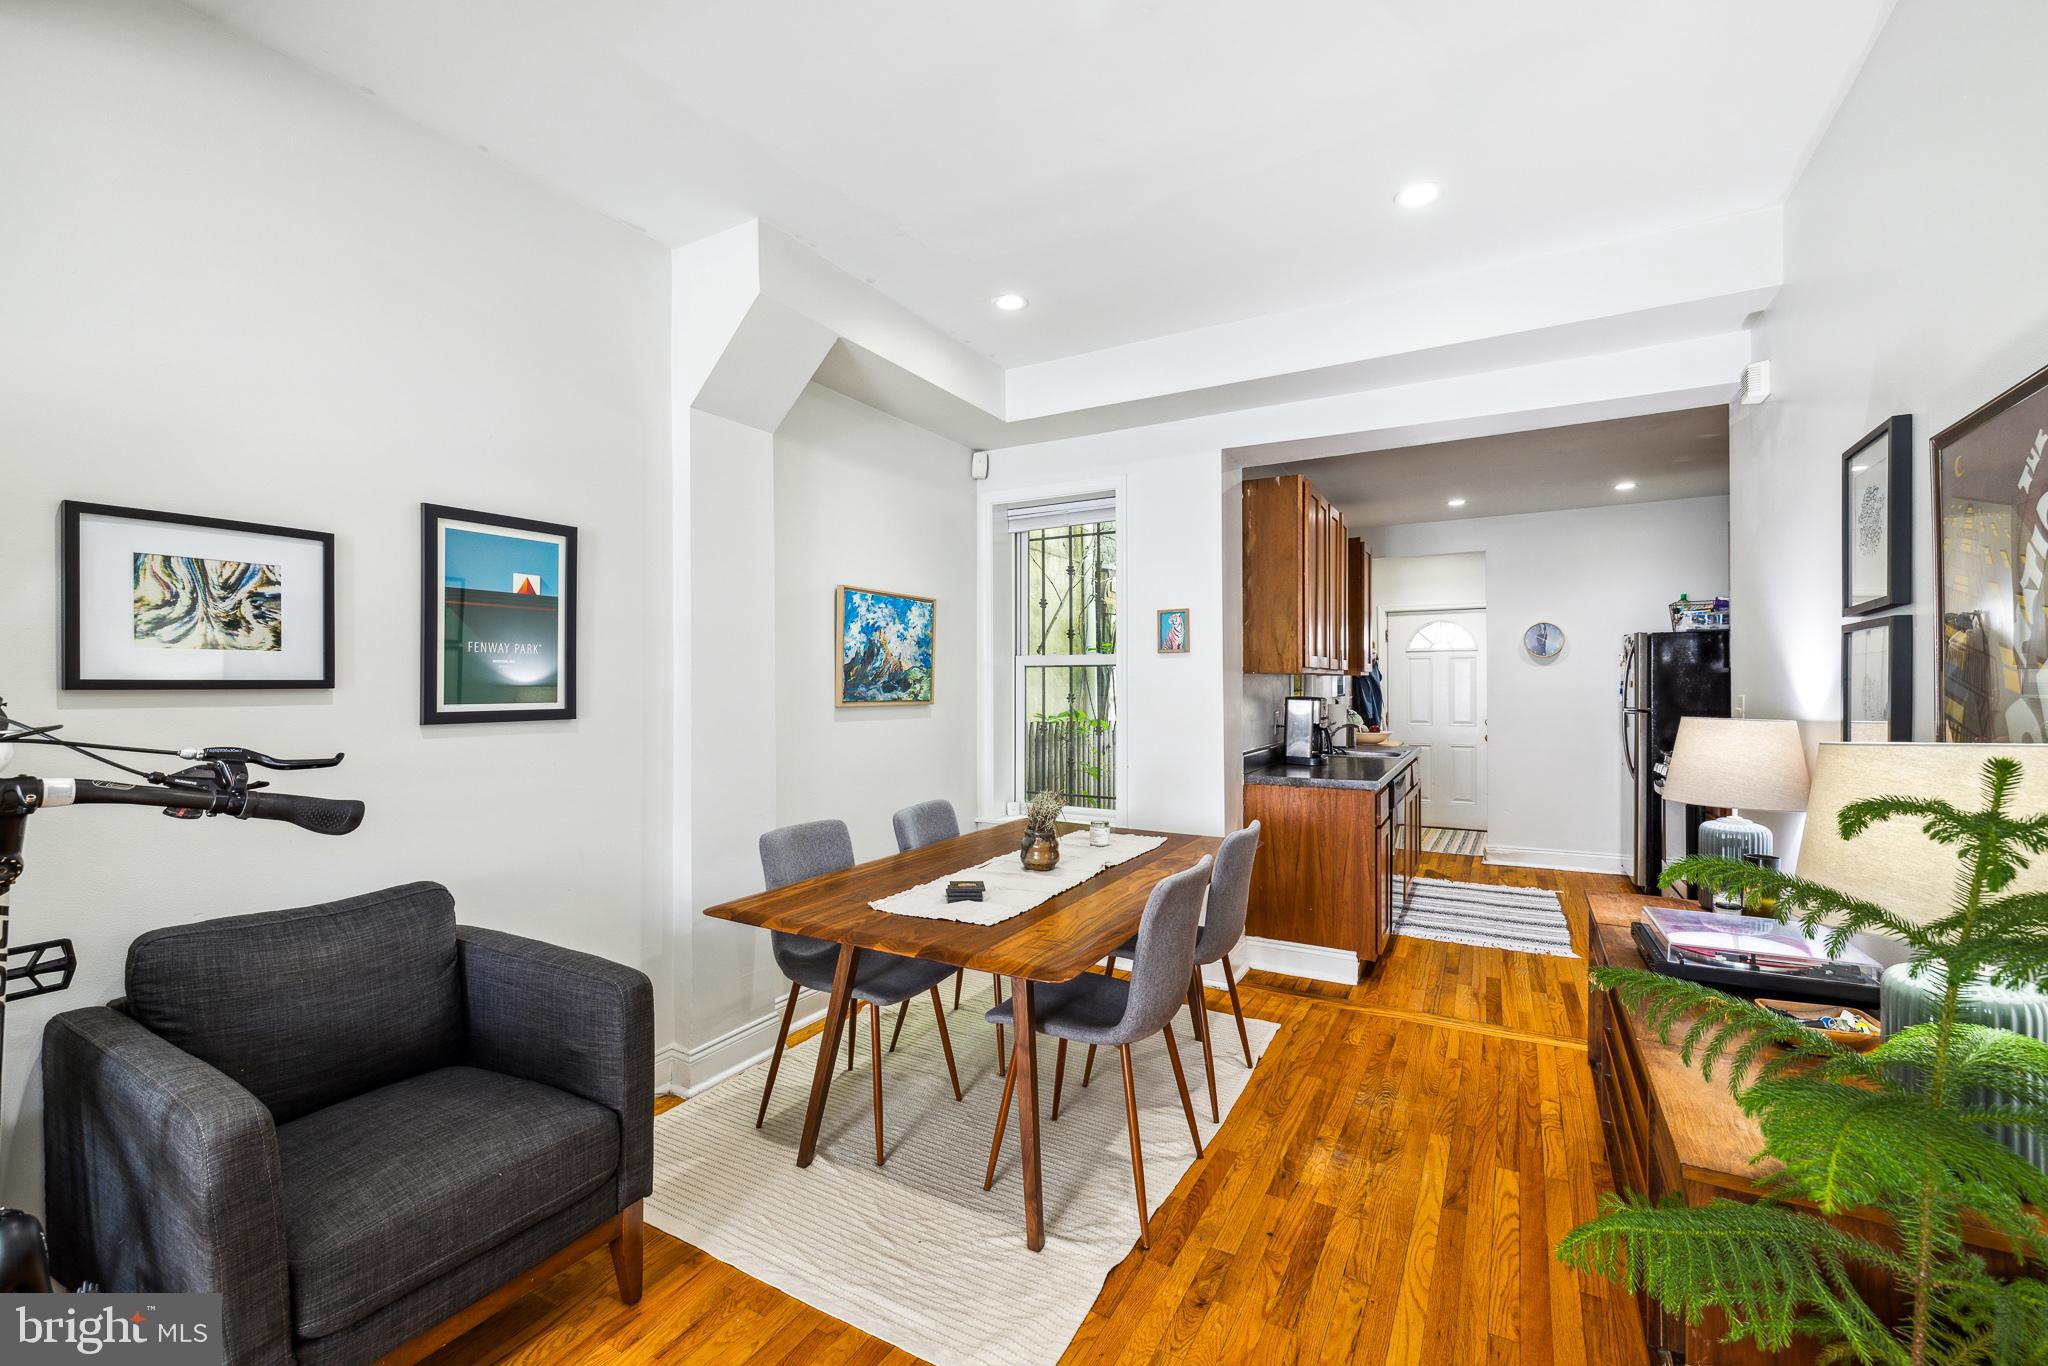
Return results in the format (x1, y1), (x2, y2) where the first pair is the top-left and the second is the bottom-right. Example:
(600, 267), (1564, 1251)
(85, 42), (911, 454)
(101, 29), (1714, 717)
(702, 820), (1218, 1251)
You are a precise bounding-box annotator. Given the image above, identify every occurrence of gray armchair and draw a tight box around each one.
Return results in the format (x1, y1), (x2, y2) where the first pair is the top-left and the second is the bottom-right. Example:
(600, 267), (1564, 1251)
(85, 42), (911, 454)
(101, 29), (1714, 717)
(41, 881), (653, 1366)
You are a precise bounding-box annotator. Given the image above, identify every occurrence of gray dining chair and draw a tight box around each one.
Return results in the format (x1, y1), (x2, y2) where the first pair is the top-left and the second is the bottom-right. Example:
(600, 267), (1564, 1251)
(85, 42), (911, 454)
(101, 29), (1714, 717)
(889, 798), (1010, 1075)
(756, 819), (962, 1165)
(1084, 821), (1260, 1121)
(980, 855), (1212, 1249)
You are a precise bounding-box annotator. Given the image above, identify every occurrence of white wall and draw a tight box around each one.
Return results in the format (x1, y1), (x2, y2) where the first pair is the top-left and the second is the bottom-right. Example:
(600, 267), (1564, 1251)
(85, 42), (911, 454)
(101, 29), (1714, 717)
(0, 0), (671, 1210)
(1370, 553), (1487, 644)
(1730, 0), (2048, 864)
(774, 385), (977, 859)
(1364, 497), (1728, 869)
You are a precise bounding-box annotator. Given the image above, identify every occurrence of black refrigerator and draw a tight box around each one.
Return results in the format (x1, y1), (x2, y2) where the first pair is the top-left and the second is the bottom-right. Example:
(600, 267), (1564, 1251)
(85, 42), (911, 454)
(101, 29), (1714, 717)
(1620, 629), (1730, 893)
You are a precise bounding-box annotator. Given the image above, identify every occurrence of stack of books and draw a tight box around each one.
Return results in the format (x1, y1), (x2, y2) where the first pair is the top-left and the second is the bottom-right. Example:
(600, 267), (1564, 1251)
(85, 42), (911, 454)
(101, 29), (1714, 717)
(945, 880), (985, 904)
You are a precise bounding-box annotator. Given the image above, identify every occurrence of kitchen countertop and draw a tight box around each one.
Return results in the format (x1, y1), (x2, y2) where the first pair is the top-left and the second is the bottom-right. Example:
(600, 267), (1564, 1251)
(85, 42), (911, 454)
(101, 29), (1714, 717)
(1241, 745), (1419, 792)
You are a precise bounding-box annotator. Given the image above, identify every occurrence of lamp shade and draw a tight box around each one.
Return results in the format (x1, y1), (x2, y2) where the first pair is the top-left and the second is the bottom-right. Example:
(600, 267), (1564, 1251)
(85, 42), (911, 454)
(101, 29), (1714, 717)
(1662, 717), (1810, 812)
(1797, 743), (2048, 925)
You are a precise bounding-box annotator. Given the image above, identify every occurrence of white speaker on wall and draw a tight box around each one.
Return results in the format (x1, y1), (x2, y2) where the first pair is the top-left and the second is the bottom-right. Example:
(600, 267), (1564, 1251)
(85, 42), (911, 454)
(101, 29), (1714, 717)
(970, 450), (989, 480)
(1737, 360), (1772, 405)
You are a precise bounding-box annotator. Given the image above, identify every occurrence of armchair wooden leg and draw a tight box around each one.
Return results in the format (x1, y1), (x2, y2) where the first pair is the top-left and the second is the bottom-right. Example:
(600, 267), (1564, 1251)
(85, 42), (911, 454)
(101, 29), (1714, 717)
(869, 999), (886, 1166)
(1050, 1038), (1068, 1121)
(1117, 1044), (1150, 1250)
(889, 999), (910, 1052)
(984, 1056), (1018, 1190)
(1221, 958), (1255, 1067)
(1081, 1043), (1097, 1089)
(609, 1201), (644, 1305)
(756, 982), (801, 1128)
(1162, 1027), (1204, 1157)
(931, 987), (963, 1100)
(1189, 968), (1219, 1122)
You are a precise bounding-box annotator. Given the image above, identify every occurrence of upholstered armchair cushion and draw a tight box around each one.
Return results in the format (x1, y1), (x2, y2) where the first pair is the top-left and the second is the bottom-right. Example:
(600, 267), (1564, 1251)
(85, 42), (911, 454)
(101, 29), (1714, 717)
(124, 882), (464, 1123)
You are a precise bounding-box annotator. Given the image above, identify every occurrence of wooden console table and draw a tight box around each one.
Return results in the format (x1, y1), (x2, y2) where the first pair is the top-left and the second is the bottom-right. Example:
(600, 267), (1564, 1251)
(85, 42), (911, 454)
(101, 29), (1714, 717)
(1585, 892), (2028, 1364)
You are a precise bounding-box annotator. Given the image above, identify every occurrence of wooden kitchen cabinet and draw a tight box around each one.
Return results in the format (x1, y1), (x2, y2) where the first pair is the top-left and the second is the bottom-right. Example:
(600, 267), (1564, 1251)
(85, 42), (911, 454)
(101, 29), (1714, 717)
(1346, 536), (1369, 675)
(1243, 474), (1351, 675)
(1245, 756), (1419, 973)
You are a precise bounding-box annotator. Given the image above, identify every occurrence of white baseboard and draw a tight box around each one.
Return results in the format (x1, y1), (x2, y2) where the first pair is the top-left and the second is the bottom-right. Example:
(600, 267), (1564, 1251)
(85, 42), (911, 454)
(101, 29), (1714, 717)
(1240, 934), (1359, 987)
(1482, 844), (1625, 875)
(669, 996), (829, 1098)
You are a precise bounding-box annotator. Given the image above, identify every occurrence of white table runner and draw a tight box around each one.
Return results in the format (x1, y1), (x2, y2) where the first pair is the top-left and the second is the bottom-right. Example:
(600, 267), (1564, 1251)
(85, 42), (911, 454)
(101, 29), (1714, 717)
(867, 830), (1168, 926)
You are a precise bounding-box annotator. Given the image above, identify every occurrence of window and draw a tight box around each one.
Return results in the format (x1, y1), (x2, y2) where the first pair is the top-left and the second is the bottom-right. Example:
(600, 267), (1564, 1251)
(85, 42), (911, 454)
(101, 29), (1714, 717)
(1407, 620), (1477, 652)
(1012, 503), (1117, 812)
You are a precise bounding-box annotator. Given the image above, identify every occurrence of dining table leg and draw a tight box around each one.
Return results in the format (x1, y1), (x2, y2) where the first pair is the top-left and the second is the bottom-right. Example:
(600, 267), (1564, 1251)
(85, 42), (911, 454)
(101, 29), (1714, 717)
(1009, 975), (1044, 1251)
(797, 944), (860, 1169)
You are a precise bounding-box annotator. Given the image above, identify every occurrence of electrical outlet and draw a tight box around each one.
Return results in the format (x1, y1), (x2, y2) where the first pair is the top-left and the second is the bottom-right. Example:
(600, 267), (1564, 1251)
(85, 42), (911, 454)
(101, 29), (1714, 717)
(1733, 694), (1746, 719)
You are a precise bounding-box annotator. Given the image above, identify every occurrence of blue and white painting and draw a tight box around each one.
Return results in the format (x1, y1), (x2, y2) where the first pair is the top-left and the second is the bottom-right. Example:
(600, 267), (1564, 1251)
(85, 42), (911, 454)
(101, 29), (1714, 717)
(837, 587), (934, 705)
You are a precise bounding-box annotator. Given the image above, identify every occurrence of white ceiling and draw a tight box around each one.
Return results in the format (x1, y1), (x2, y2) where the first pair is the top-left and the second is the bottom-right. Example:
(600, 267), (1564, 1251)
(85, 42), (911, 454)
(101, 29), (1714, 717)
(1252, 405), (1730, 529)
(188, 0), (1889, 368)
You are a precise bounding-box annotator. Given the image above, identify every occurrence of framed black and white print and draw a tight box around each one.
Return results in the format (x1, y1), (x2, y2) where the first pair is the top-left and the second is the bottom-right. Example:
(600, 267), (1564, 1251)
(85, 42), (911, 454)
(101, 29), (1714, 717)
(1841, 415), (1912, 615)
(61, 501), (334, 689)
(421, 504), (577, 725)
(1842, 615), (1912, 742)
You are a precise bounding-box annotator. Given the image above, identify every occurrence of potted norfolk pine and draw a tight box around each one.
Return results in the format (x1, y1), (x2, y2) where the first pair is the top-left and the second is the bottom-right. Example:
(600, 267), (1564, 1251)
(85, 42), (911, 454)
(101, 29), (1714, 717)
(1559, 757), (2048, 1363)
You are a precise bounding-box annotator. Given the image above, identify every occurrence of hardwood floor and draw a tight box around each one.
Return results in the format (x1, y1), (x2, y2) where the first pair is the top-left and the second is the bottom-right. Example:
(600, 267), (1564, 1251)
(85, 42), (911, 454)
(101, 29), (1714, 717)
(421, 853), (1646, 1365)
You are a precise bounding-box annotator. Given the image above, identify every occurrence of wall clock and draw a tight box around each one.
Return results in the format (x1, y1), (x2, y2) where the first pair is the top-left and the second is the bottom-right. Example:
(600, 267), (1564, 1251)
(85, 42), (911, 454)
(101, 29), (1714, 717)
(1523, 622), (1564, 661)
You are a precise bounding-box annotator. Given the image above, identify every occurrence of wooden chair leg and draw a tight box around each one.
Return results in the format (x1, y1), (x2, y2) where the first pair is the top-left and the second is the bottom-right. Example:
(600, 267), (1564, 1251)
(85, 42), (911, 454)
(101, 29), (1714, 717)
(1118, 1044), (1150, 1250)
(1162, 1027), (1204, 1157)
(1102, 954), (1117, 976)
(869, 999), (886, 1166)
(931, 987), (963, 1100)
(993, 976), (1007, 1076)
(983, 1056), (1018, 1190)
(1050, 1038), (1068, 1121)
(889, 999), (910, 1052)
(1190, 968), (1218, 1123)
(1082, 1044), (1097, 1088)
(1222, 959), (1255, 1067)
(756, 982), (801, 1128)
(609, 1200), (644, 1305)
(954, 969), (964, 1009)
(846, 996), (859, 1072)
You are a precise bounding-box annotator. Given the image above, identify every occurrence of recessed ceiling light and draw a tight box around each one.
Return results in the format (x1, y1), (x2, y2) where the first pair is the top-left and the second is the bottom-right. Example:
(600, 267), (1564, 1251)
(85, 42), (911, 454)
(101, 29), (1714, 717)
(993, 293), (1028, 312)
(1614, 481), (1638, 492)
(1395, 182), (1441, 209)
(1447, 497), (1467, 507)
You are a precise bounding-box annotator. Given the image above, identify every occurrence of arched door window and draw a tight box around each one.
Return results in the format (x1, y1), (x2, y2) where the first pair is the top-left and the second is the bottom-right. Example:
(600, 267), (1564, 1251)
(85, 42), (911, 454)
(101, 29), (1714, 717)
(1407, 620), (1477, 652)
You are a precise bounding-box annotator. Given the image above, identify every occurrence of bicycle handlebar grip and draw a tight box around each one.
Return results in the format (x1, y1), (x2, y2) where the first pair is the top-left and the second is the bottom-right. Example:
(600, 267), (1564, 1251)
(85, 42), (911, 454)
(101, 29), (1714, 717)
(236, 790), (365, 836)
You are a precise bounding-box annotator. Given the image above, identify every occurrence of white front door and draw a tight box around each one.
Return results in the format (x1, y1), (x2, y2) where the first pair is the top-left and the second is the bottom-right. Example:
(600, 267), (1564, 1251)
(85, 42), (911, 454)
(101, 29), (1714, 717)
(1387, 609), (1487, 829)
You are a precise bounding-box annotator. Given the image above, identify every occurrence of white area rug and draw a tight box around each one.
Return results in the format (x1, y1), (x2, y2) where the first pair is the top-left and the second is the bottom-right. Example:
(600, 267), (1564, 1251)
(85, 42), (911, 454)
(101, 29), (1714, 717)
(866, 830), (1166, 924)
(1420, 825), (1486, 857)
(647, 983), (1279, 1366)
(1393, 876), (1576, 957)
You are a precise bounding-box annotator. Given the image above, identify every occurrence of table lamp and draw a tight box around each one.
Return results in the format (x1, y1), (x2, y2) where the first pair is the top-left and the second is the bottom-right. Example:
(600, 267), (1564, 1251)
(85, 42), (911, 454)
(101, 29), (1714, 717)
(1661, 717), (1810, 909)
(1796, 742), (2048, 921)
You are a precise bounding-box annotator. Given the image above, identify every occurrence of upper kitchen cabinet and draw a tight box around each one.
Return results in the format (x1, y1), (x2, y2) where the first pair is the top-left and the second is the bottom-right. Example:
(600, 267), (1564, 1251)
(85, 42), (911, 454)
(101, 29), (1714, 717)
(1243, 474), (1353, 675)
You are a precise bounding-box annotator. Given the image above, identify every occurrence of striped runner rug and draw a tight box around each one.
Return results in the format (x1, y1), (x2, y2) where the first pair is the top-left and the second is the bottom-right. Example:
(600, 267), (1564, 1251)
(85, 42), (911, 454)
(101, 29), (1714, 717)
(1420, 826), (1486, 857)
(1393, 877), (1576, 958)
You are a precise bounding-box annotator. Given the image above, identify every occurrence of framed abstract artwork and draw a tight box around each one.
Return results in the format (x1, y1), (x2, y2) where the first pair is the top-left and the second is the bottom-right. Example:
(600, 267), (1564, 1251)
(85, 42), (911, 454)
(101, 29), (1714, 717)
(61, 500), (334, 689)
(1157, 607), (1190, 654)
(420, 504), (577, 724)
(836, 586), (934, 706)
(1841, 415), (1912, 615)
(1933, 364), (2048, 740)
(1842, 615), (1912, 742)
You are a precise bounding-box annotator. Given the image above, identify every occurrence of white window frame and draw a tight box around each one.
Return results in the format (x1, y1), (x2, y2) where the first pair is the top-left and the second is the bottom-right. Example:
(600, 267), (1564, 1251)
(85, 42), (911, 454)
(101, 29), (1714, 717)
(976, 477), (1128, 826)
(1012, 511), (1118, 819)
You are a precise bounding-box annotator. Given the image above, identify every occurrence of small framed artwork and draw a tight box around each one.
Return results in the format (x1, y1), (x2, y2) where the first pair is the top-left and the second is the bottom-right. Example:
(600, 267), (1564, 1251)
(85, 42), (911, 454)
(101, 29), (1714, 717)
(836, 586), (934, 706)
(1157, 608), (1190, 654)
(421, 504), (577, 724)
(61, 500), (334, 689)
(1934, 363), (2048, 740)
(1842, 615), (1912, 742)
(1841, 415), (1912, 614)
(1522, 621), (1564, 661)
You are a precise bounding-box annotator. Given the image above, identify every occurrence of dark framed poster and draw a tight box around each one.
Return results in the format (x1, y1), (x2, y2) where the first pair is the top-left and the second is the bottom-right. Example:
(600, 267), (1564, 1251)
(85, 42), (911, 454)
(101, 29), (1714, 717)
(1842, 415), (1911, 615)
(1934, 364), (2048, 741)
(1842, 615), (1911, 742)
(61, 500), (334, 689)
(420, 504), (577, 724)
